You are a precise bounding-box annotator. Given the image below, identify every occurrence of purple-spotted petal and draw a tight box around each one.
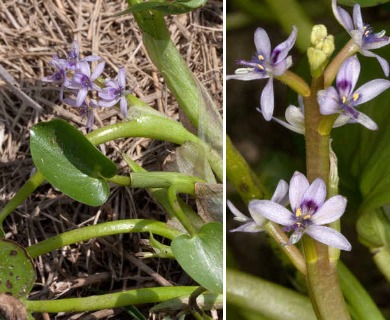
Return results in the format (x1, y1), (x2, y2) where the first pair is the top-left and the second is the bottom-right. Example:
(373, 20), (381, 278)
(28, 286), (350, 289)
(336, 55), (360, 97)
(355, 111), (378, 130)
(354, 79), (390, 105)
(305, 225), (352, 251)
(360, 50), (390, 76)
(271, 26), (297, 65)
(352, 4), (363, 31)
(332, 0), (354, 32)
(311, 195), (347, 225)
(270, 179), (289, 206)
(301, 178), (326, 208)
(254, 28), (271, 60)
(289, 171), (309, 211)
(249, 200), (294, 226)
(318, 87), (341, 115)
(260, 78), (274, 121)
(226, 70), (268, 81)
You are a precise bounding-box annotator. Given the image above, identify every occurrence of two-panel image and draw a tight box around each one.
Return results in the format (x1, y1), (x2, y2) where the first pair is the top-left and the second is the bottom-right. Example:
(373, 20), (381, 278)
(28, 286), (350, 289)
(0, 0), (389, 319)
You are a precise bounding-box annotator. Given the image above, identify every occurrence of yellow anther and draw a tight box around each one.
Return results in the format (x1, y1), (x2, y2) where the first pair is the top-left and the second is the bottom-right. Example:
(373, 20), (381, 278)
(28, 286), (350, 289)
(353, 93), (360, 101)
(341, 96), (347, 104)
(296, 208), (302, 217)
(258, 54), (264, 60)
(257, 64), (264, 70)
(303, 214), (311, 220)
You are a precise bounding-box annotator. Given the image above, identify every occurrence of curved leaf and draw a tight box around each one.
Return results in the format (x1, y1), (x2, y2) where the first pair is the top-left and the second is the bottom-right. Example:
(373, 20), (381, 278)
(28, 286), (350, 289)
(0, 239), (35, 297)
(30, 119), (117, 206)
(171, 222), (223, 293)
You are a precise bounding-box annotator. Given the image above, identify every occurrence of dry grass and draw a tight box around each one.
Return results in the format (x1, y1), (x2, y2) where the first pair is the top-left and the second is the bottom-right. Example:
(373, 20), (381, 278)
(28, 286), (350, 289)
(0, 0), (222, 318)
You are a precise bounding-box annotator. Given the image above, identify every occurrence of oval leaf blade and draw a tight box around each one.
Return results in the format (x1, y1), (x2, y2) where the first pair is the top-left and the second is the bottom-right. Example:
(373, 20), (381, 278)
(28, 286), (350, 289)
(171, 222), (222, 293)
(0, 239), (36, 297)
(30, 119), (117, 206)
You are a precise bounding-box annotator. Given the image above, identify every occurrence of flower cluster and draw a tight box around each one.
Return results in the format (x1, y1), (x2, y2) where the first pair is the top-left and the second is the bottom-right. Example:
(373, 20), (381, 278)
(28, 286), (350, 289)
(229, 172), (352, 251)
(42, 40), (130, 130)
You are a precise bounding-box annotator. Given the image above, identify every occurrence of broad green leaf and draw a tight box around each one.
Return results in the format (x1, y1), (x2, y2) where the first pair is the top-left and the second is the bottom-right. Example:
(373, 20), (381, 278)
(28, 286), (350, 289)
(30, 119), (117, 206)
(171, 222), (222, 293)
(337, 0), (390, 7)
(117, 0), (206, 16)
(0, 239), (35, 297)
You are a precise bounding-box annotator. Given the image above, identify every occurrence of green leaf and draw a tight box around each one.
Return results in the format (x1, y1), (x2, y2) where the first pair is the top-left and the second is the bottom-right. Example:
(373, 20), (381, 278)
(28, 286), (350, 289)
(171, 222), (223, 293)
(116, 0), (206, 16)
(0, 239), (36, 297)
(337, 0), (390, 7)
(30, 119), (117, 206)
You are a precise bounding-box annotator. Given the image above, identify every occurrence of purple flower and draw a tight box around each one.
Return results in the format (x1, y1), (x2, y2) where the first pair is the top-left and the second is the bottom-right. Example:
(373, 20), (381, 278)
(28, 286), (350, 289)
(41, 56), (70, 100)
(69, 61), (105, 107)
(59, 40), (100, 71)
(63, 98), (98, 131)
(229, 179), (289, 233)
(227, 27), (297, 121)
(318, 55), (390, 130)
(98, 67), (130, 118)
(249, 172), (351, 251)
(332, 0), (390, 76)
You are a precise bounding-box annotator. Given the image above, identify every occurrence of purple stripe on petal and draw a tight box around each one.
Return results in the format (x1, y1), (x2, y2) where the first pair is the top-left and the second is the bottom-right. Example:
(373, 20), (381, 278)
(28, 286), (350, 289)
(301, 178), (326, 209)
(272, 26), (297, 65)
(336, 56), (360, 96)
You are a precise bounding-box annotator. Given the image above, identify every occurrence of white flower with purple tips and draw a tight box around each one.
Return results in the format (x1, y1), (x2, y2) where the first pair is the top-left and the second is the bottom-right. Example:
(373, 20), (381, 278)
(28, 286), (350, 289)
(229, 179), (289, 233)
(318, 55), (390, 130)
(98, 67), (130, 118)
(227, 27), (297, 121)
(332, 0), (390, 76)
(249, 171), (351, 251)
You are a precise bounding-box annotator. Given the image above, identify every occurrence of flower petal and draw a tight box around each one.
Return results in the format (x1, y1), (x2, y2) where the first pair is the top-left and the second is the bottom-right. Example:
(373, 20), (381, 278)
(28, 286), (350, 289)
(285, 105), (304, 129)
(332, 0), (354, 32)
(272, 56), (291, 76)
(272, 116), (305, 134)
(118, 67), (126, 87)
(120, 96), (128, 118)
(301, 178), (326, 208)
(318, 87), (341, 115)
(287, 229), (304, 245)
(336, 56), (360, 97)
(333, 114), (351, 127)
(311, 195), (347, 225)
(271, 179), (289, 206)
(289, 172), (309, 212)
(361, 50), (390, 76)
(271, 26), (297, 65)
(227, 200), (250, 222)
(231, 221), (264, 233)
(248, 200), (294, 226)
(354, 79), (390, 105)
(260, 78), (274, 121)
(352, 4), (363, 31)
(226, 70), (267, 81)
(254, 28), (271, 60)
(355, 111), (378, 130)
(91, 61), (105, 80)
(76, 87), (88, 107)
(305, 225), (352, 251)
(99, 99), (118, 108)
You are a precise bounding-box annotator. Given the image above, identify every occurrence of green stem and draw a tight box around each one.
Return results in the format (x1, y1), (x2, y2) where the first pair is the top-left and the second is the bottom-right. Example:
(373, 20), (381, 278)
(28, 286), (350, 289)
(23, 286), (198, 312)
(26, 219), (181, 258)
(0, 170), (45, 225)
(324, 39), (358, 88)
(276, 70), (311, 97)
(303, 76), (350, 319)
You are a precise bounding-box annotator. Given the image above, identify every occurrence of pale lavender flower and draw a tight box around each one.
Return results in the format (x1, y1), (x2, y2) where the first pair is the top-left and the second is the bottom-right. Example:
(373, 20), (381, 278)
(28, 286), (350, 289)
(229, 179), (289, 233)
(249, 171), (351, 251)
(70, 61), (105, 107)
(318, 55), (390, 130)
(63, 98), (98, 131)
(59, 40), (100, 71)
(332, 0), (390, 76)
(227, 27), (297, 121)
(98, 67), (130, 118)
